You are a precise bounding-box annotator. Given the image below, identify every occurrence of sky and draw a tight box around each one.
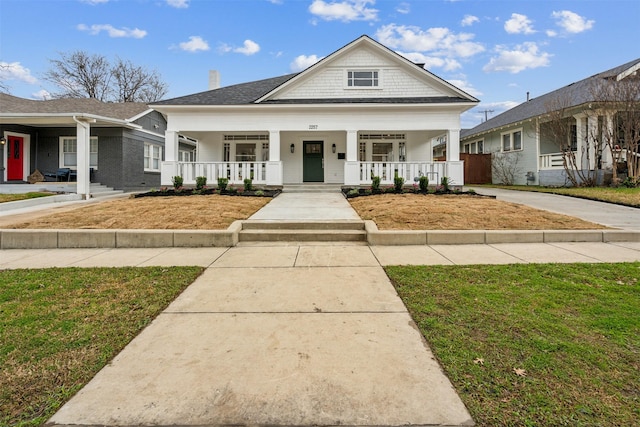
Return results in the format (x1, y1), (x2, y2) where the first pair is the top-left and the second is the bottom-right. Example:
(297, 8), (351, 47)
(1, 0), (638, 128)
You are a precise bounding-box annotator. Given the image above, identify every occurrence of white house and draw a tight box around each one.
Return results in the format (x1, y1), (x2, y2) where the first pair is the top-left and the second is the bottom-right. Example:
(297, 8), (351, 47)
(151, 35), (479, 188)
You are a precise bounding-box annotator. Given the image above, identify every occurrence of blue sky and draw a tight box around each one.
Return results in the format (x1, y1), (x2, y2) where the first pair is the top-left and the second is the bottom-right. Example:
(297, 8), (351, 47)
(1, 0), (638, 127)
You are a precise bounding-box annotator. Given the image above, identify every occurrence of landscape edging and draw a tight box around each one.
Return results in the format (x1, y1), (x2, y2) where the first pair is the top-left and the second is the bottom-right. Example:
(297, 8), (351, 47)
(1, 224), (638, 249)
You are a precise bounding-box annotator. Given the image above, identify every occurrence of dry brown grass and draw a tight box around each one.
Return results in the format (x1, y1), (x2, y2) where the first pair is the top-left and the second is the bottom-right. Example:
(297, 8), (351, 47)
(7, 195), (271, 230)
(2, 192), (607, 231)
(349, 193), (607, 230)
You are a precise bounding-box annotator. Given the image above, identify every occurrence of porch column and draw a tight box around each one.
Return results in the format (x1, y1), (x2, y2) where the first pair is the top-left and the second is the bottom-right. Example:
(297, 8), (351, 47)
(74, 117), (93, 199)
(266, 130), (283, 185)
(344, 130), (359, 185)
(161, 130), (179, 186)
(446, 129), (464, 186)
(574, 114), (587, 170)
(587, 114), (599, 169)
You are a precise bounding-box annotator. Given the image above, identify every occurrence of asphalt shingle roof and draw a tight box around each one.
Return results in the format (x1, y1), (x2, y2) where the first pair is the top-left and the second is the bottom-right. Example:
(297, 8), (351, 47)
(151, 74), (299, 106)
(461, 58), (640, 140)
(0, 93), (150, 120)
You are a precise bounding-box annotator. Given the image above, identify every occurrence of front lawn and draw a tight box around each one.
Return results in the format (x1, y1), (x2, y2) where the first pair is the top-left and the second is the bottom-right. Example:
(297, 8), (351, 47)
(482, 185), (640, 208)
(0, 266), (204, 427)
(387, 262), (640, 427)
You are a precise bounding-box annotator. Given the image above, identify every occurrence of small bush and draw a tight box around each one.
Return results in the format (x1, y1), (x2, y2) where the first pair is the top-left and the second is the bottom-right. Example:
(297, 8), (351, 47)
(394, 175), (405, 192)
(195, 176), (207, 190)
(255, 190), (264, 196)
(371, 176), (381, 192)
(217, 177), (229, 191)
(172, 175), (183, 190)
(348, 188), (359, 196)
(243, 178), (253, 191)
(418, 175), (429, 192)
(440, 176), (451, 192)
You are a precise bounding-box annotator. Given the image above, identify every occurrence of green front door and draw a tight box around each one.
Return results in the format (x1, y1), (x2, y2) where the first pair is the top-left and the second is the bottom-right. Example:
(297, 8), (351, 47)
(303, 141), (324, 182)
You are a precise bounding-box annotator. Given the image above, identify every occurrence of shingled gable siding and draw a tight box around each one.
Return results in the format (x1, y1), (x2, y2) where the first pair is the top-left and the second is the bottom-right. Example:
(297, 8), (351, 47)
(275, 49), (443, 100)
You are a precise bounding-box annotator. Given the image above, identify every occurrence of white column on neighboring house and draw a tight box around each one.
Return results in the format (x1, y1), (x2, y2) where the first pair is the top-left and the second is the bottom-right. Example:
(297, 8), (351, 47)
(446, 129), (464, 186)
(587, 114), (599, 169)
(344, 130), (359, 185)
(600, 112), (614, 169)
(73, 116), (94, 199)
(266, 130), (282, 185)
(161, 130), (179, 186)
(574, 114), (587, 170)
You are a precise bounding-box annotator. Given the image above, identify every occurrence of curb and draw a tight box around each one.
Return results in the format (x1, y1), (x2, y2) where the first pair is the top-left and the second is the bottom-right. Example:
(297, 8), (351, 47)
(1, 221), (639, 249)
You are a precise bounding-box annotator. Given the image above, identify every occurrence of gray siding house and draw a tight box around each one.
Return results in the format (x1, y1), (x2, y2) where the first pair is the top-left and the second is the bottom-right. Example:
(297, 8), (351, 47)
(0, 93), (196, 193)
(461, 58), (640, 186)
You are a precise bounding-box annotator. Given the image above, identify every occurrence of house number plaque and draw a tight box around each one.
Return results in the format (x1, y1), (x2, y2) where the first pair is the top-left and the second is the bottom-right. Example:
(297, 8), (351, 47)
(309, 125), (318, 130)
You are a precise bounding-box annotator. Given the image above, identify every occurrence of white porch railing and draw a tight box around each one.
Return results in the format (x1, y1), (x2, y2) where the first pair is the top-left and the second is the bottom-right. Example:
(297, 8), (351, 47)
(539, 152), (565, 169)
(358, 162), (457, 185)
(177, 162), (267, 185)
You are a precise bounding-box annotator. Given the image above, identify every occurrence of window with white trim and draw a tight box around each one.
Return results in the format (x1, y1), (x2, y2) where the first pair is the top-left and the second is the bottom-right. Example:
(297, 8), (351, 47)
(144, 143), (162, 171)
(501, 130), (523, 152)
(60, 137), (98, 169)
(179, 150), (195, 162)
(347, 70), (379, 88)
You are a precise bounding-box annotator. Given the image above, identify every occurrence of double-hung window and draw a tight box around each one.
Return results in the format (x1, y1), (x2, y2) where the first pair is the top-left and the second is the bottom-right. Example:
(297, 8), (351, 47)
(347, 70), (379, 88)
(501, 130), (523, 152)
(144, 143), (162, 171)
(60, 137), (98, 169)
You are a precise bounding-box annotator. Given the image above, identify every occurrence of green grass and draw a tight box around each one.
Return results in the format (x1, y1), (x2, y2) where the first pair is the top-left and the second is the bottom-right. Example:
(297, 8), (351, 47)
(0, 193), (55, 204)
(386, 263), (640, 427)
(478, 185), (640, 208)
(0, 266), (204, 427)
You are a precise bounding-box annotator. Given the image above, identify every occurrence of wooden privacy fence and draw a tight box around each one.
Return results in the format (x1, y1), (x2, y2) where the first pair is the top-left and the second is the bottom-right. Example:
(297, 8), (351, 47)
(460, 153), (492, 184)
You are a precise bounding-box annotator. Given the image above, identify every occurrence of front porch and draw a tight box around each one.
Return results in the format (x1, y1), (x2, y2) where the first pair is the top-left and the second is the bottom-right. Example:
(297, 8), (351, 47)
(164, 160), (463, 187)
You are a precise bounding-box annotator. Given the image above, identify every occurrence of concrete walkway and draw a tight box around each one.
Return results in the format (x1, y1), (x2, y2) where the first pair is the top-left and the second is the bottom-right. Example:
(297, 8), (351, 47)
(475, 187), (640, 230)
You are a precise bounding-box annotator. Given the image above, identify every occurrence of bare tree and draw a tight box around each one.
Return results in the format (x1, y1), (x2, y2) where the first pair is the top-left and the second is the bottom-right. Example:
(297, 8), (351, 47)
(43, 50), (168, 103)
(44, 51), (112, 100)
(491, 150), (522, 185)
(539, 91), (598, 186)
(588, 73), (640, 186)
(111, 58), (168, 102)
(0, 63), (10, 93)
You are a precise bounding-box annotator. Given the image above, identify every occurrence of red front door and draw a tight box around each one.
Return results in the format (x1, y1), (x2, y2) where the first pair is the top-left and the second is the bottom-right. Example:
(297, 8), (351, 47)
(7, 135), (24, 180)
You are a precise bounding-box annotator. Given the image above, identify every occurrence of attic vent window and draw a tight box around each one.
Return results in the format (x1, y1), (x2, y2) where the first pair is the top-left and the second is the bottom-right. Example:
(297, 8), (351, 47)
(224, 135), (269, 141)
(347, 70), (379, 88)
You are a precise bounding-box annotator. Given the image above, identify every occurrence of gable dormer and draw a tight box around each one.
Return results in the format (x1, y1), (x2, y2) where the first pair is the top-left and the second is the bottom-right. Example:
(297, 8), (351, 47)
(256, 35), (477, 103)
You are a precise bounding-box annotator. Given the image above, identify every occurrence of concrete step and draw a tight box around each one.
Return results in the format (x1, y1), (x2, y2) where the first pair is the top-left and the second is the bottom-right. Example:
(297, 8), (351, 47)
(91, 190), (124, 198)
(242, 220), (365, 231)
(282, 184), (343, 193)
(238, 229), (367, 242)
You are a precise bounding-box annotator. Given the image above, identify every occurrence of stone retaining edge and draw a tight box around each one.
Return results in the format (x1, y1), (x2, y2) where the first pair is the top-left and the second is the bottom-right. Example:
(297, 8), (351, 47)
(1, 222), (638, 249)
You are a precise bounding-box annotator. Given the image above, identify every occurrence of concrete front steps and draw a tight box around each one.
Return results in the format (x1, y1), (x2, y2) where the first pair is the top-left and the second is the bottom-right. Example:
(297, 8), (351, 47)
(239, 220), (367, 243)
(89, 183), (123, 198)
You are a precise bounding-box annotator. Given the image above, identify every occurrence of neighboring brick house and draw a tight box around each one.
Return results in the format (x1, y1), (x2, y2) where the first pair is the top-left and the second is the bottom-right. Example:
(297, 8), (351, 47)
(0, 93), (196, 194)
(151, 35), (479, 188)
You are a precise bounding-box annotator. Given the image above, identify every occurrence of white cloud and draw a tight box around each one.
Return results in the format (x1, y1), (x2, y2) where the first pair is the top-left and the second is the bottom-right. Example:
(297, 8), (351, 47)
(267, 0), (283, 4)
(166, 0), (189, 8)
(551, 10), (594, 34)
(77, 24), (147, 38)
(234, 40), (261, 55)
(178, 36), (210, 52)
(546, 29), (558, 37)
(31, 89), (51, 100)
(446, 77), (482, 98)
(290, 54), (324, 72)
(461, 15), (479, 27)
(0, 61), (38, 84)
(376, 24), (484, 60)
(396, 2), (410, 14)
(483, 42), (551, 73)
(309, 0), (378, 23)
(504, 13), (535, 34)
(80, 0), (109, 4)
(396, 51), (461, 72)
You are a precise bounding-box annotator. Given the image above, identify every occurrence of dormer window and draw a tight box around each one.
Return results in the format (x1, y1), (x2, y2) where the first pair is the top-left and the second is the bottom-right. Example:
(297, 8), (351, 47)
(347, 70), (379, 88)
